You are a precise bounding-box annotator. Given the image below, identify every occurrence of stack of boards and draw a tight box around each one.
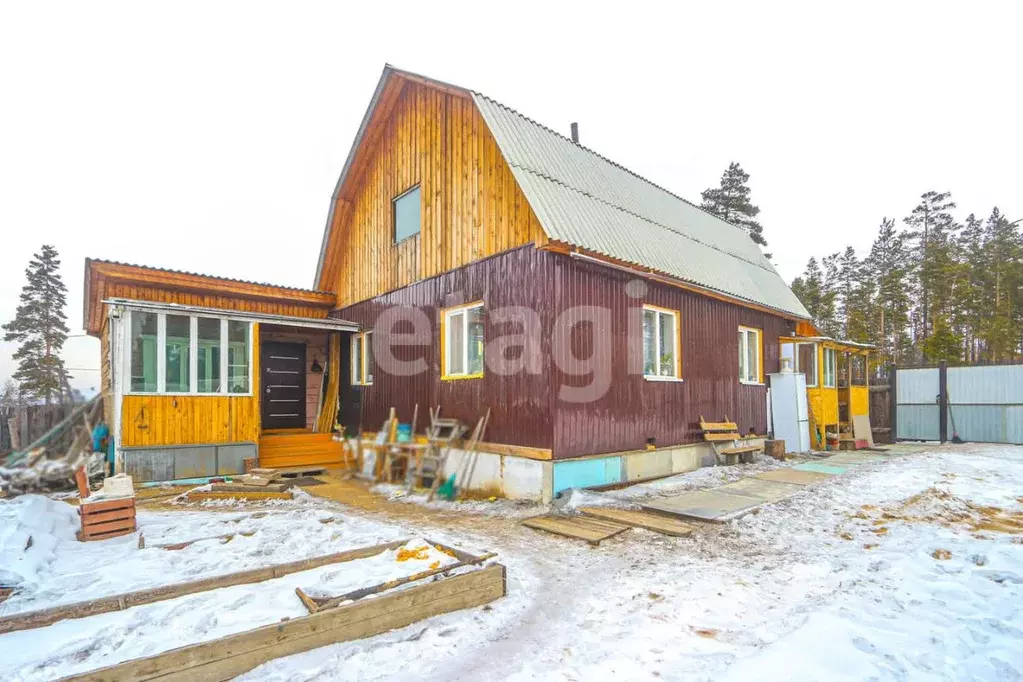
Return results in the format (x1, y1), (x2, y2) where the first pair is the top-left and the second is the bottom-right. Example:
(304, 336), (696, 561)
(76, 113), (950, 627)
(521, 507), (694, 546)
(185, 468), (295, 501)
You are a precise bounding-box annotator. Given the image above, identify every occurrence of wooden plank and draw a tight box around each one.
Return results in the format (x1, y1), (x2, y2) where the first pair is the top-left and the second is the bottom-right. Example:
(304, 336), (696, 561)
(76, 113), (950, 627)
(184, 491), (293, 502)
(0, 540), (409, 635)
(78, 527), (135, 542)
(719, 446), (761, 455)
(699, 421), (739, 431)
(82, 518), (137, 535)
(703, 433), (742, 442)
(578, 507), (695, 537)
(210, 482), (290, 493)
(521, 515), (630, 545)
(79, 498), (135, 514)
(62, 564), (506, 682)
(80, 507), (136, 525)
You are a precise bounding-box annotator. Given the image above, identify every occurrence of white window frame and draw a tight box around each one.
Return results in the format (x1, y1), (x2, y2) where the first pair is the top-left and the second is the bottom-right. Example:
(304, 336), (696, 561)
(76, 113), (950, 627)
(823, 347), (837, 388)
(642, 305), (681, 381)
(738, 326), (762, 385)
(350, 331), (373, 386)
(442, 301), (484, 379)
(125, 310), (253, 396)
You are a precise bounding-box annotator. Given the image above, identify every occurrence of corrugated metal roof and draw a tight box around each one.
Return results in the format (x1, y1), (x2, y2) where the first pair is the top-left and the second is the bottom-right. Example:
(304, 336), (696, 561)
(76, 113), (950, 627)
(471, 93), (810, 319)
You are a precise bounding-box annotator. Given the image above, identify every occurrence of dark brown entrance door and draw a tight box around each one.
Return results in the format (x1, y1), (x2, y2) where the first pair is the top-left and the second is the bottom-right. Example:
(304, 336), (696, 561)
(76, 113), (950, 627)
(261, 341), (306, 430)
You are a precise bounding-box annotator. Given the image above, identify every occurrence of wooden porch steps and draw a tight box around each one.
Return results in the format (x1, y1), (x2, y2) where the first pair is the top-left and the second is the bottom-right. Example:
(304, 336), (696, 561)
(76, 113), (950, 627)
(258, 432), (345, 469)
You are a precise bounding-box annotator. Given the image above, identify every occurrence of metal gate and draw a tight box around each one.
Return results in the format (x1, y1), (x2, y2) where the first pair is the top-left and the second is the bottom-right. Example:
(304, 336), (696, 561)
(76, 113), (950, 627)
(894, 362), (1023, 444)
(894, 367), (941, 441)
(946, 365), (1023, 444)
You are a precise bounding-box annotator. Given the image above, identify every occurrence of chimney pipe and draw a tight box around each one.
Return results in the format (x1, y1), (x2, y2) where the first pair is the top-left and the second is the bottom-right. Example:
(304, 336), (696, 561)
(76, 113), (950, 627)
(570, 122), (579, 144)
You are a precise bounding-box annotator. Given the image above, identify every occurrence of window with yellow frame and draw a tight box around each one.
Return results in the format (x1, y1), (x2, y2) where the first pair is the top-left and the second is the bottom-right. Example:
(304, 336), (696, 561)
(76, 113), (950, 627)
(441, 301), (484, 380)
(350, 331), (373, 386)
(642, 304), (681, 380)
(738, 326), (763, 384)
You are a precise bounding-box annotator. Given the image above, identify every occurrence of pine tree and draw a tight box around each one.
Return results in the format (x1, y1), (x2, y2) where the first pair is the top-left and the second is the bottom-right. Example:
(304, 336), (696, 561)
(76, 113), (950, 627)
(790, 258), (823, 321)
(956, 213), (986, 362)
(903, 191), (958, 351)
(979, 208), (1022, 361)
(700, 162), (768, 251)
(866, 218), (911, 367)
(790, 256), (839, 335)
(818, 253), (842, 337)
(836, 246), (873, 343)
(2, 245), (71, 405)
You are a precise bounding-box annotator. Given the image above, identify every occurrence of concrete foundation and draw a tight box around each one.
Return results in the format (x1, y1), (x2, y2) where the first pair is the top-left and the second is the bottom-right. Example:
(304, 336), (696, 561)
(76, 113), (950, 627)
(443, 441), (711, 503)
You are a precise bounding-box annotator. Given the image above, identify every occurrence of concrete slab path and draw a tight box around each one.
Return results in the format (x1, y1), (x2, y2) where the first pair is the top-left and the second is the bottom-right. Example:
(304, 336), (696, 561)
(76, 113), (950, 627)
(642, 489), (762, 522)
(641, 449), (899, 523)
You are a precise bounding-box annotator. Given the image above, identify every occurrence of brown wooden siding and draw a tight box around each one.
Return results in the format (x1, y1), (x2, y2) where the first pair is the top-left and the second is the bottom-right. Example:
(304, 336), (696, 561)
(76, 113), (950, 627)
(336, 246), (796, 459)
(335, 246), (557, 450)
(320, 79), (546, 306)
(549, 255), (794, 458)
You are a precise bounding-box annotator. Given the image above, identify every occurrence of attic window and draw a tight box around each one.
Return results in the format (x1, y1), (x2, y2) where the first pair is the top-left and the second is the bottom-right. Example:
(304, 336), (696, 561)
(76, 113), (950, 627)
(393, 185), (421, 244)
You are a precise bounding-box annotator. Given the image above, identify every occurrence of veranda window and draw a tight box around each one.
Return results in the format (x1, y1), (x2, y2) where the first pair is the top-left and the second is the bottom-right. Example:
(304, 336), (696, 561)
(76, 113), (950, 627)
(127, 310), (252, 395)
(823, 347), (837, 388)
(227, 321), (250, 393)
(851, 354), (867, 386)
(130, 312), (158, 392)
(642, 305), (680, 379)
(197, 317), (221, 393)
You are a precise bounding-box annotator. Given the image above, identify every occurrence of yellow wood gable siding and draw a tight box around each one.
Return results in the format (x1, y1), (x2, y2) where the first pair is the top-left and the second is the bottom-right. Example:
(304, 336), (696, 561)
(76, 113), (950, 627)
(102, 282), (330, 320)
(120, 324), (262, 447)
(327, 80), (547, 307)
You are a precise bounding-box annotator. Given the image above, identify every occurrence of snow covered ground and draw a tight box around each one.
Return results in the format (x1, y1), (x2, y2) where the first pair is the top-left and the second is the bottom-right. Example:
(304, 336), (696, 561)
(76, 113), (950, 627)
(1, 444), (1021, 681)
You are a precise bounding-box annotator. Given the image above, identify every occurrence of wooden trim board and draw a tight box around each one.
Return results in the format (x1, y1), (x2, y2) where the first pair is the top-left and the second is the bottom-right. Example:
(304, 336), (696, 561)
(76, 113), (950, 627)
(61, 564), (506, 682)
(521, 515), (630, 545)
(578, 507), (695, 537)
(0, 539), (408, 635)
(183, 491), (294, 502)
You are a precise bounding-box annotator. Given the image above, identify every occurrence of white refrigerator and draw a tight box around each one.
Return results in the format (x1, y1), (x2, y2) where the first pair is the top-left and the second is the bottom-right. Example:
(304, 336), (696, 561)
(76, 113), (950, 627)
(769, 372), (811, 453)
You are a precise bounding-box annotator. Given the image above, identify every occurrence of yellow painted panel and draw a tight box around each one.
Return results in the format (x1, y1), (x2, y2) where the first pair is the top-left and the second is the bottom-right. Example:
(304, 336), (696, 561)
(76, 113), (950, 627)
(120, 395), (259, 447)
(849, 386), (869, 418)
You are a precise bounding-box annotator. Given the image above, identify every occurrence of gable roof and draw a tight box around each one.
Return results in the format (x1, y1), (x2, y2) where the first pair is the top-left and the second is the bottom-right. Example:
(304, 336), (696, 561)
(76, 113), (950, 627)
(316, 66), (810, 320)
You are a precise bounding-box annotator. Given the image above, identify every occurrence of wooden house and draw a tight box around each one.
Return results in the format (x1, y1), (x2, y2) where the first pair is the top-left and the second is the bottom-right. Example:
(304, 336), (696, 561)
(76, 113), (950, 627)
(85, 65), (817, 501)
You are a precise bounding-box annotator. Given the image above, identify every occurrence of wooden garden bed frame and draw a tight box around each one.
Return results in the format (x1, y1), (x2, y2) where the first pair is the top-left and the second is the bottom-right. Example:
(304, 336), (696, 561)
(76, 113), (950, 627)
(0, 539), (412, 634)
(60, 562), (505, 681)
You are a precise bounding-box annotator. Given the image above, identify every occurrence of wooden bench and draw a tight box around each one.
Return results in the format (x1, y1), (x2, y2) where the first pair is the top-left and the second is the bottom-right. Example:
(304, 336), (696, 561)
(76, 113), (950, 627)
(699, 416), (762, 465)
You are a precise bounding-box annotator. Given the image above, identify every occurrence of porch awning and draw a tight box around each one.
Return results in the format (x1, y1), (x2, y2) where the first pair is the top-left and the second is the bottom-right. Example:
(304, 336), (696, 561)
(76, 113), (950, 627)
(102, 298), (359, 332)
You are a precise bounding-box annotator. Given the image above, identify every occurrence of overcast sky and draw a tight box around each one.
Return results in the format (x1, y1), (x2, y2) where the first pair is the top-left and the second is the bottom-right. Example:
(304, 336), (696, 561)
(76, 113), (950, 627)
(1, 1), (1020, 395)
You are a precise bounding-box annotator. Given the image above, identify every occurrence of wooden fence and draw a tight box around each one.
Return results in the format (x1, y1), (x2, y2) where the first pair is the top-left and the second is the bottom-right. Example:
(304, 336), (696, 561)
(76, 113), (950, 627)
(0, 403), (79, 457)
(869, 384), (892, 443)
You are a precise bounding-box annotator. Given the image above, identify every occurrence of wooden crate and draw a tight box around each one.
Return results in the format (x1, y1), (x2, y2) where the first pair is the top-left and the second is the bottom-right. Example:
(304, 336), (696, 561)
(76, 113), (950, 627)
(78, 497), (137, 542)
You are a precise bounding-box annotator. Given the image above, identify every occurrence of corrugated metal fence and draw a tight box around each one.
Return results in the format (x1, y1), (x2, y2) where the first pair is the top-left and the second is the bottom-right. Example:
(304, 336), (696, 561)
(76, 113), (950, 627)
(893, 362), (1023, 444)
